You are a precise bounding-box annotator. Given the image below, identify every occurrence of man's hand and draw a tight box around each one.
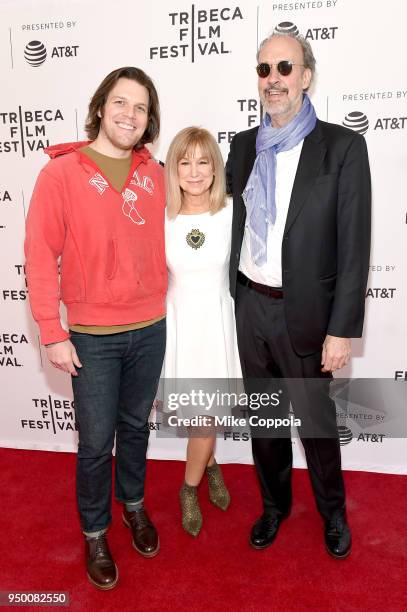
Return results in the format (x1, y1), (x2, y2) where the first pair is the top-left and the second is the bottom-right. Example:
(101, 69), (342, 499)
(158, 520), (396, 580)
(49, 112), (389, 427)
(45, 339), (82, 376)
(321, 335), (351, 372)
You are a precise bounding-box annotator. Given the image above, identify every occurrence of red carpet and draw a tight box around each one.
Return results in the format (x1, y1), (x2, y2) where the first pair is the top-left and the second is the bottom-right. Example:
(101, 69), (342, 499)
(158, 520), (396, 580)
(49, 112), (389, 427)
(1, 448), (406, 611)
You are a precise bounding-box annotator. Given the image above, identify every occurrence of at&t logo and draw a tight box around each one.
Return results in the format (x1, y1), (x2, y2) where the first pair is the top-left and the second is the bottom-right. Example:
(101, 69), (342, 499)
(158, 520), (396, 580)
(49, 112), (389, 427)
(23, 40), (79, 66)
(274, 21), (338, 40)
(343, 111), (369, 135)
(274, 22), (299, 36)
(338, 425), (386, 444)
(24, 41), (47, 66)
(357, 433), (385, 443)
(343, 111), (407, 134)
(365, 288), (396, 298)
(338, 425), (352, 445)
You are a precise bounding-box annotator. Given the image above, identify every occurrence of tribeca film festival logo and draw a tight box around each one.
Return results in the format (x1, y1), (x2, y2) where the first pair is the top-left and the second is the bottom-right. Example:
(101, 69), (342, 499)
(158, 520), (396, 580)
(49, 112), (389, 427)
(22, 397), (161, 434)
(2, 265), (28, 302)
(22, 397), (77, 433)
(0, 107), (64, 155)
(23, 40), (79, 66)
(0, 332), (28, 367)
(218, 98), (261, 144)
(149, 6), (243, 62)
(274, 21), (338, 41)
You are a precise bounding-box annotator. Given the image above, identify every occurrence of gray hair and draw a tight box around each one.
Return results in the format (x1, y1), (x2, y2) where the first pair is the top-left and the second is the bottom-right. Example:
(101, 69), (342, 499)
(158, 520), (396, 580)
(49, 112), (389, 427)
(257, 30), (316, 90)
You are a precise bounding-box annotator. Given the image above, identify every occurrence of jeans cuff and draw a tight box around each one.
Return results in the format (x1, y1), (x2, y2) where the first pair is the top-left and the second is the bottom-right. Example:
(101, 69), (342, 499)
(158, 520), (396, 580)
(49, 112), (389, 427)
(83, 527), (108, 539)
(124, 497), (144, 512)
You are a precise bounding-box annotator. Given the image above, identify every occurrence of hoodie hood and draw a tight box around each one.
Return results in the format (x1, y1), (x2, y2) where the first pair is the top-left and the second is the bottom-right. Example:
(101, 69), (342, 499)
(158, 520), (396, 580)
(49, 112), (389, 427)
(44, 141), (152, 162)
(45, 141), (90, 159)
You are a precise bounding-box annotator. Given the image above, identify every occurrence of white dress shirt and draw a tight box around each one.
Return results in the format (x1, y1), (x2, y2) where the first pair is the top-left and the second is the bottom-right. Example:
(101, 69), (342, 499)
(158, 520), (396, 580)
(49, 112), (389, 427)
(239, 140), (303, 287)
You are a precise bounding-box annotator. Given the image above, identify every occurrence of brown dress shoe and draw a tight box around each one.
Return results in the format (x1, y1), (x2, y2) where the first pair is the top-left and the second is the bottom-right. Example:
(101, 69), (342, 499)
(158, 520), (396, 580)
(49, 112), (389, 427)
(122, 507), (159, 558)
(85, 533), (118, 590)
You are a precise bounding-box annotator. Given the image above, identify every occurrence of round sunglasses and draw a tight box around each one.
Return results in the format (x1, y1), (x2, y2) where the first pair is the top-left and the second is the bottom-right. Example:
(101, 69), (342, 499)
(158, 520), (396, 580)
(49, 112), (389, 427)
(256, 61), (304, 78)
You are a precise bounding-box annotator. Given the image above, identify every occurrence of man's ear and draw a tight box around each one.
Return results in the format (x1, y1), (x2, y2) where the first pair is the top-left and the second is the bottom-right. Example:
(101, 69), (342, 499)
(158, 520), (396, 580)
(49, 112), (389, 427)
(302, 68), (312, 91)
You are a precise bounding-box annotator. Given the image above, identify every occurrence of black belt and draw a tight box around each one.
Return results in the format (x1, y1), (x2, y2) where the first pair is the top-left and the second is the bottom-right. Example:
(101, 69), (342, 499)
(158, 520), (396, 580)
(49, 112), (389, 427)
(237, 271), (283, 299)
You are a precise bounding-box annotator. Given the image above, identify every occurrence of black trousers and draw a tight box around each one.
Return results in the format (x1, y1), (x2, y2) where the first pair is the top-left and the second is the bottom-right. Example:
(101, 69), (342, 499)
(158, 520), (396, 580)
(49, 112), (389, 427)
(235, 281), (345, 522)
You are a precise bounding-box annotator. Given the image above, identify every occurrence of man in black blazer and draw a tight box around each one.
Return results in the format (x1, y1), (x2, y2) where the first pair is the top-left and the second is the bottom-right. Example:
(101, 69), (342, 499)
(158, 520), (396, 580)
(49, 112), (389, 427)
(226, 31), (370, 558)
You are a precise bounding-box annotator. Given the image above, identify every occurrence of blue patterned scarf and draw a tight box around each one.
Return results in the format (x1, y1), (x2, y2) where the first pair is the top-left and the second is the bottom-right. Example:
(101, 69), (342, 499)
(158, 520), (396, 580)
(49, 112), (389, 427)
(243, 94), (317, 266)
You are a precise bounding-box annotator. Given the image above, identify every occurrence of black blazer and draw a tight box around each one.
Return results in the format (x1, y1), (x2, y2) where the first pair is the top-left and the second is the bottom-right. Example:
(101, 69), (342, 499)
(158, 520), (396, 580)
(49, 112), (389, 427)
(226, 119), (371, 356)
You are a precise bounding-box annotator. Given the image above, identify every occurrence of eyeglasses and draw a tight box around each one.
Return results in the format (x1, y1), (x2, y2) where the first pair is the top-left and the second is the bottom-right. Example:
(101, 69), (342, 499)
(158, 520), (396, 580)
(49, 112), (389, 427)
(256, 61), (304, 78)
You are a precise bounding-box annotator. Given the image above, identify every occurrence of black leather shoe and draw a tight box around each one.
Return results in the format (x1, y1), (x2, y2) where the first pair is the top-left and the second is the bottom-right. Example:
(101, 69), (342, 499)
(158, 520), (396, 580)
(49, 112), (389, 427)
(250, 512), (288, 550)
(325, 511), (352, 558)
(85, 533), (118, 590)
(123, 507), (159, 558)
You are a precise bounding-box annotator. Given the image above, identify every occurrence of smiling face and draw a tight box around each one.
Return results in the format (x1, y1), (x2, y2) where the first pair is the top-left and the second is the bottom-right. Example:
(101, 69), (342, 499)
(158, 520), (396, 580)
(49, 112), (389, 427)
(96, 77), (149, 157)
(258, 35), (311, 128)
(177, 144), (214, 199)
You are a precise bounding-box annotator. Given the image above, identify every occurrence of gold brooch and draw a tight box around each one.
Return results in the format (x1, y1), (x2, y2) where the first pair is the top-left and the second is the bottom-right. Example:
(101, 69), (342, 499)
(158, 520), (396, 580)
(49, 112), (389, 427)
(186, 228), (205, 249)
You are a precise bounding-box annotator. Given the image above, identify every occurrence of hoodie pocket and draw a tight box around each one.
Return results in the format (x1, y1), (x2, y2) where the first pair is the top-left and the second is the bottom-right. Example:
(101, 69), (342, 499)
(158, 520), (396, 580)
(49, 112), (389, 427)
(105, 239), (118, 280)
(106, 237), (166, 302)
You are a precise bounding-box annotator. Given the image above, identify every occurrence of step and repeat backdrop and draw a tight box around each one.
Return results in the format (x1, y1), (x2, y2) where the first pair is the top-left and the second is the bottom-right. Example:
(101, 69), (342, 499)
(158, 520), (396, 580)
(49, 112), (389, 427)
(1, 0), (406, 473)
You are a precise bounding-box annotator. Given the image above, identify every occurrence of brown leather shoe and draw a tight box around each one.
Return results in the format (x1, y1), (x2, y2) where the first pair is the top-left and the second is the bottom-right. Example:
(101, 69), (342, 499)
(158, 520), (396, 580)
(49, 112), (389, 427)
(85, 533), (118, 590)
(122, 507), (159, 558)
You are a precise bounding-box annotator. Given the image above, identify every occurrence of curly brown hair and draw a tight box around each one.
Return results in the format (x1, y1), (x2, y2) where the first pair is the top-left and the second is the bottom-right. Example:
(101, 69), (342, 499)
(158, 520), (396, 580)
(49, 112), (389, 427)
(85, 67), (160, 147)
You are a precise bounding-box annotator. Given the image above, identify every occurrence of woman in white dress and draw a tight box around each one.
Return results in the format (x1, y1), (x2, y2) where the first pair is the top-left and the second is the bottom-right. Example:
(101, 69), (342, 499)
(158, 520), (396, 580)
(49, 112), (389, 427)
(164, 127), (242, 536)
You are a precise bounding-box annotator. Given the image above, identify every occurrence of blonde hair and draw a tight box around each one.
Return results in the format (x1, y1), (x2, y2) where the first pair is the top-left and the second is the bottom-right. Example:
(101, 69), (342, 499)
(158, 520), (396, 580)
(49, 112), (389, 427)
(165, 127), (226, 218)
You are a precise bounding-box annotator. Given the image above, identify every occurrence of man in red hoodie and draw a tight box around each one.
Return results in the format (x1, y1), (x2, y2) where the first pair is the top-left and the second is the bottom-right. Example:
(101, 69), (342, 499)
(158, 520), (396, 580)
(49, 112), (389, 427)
(25, 67), (167, 590)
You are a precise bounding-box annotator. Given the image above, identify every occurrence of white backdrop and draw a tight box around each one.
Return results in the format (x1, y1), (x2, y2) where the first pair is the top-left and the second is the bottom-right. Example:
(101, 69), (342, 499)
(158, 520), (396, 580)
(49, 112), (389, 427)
(1, 0), (406, 473)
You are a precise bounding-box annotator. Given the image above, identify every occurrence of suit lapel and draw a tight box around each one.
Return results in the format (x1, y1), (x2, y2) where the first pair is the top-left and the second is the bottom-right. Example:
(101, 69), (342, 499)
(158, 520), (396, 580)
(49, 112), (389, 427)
(234, 128), (258, 229)
(284, 120), (327, 234)
(239, 128), (257, 192)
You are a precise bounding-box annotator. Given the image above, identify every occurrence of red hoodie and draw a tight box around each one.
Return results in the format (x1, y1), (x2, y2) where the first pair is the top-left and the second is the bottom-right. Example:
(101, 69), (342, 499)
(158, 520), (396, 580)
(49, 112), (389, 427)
(25, 142), (167, 345)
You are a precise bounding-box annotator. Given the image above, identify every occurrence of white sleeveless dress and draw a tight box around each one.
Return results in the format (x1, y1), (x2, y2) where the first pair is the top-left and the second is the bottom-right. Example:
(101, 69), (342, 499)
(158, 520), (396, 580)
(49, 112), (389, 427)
(163, 202), (242, 380)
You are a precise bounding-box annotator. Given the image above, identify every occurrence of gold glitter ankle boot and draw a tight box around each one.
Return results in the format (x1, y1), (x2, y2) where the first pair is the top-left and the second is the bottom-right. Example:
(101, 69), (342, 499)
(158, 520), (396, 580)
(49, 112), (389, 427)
(206, 460), (231, 511)
(179, 483), (202, 537)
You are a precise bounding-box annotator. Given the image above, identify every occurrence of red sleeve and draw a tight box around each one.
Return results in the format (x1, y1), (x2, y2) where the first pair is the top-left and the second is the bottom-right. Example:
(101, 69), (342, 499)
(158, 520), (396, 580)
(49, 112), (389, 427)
(24, 167), (70, 345)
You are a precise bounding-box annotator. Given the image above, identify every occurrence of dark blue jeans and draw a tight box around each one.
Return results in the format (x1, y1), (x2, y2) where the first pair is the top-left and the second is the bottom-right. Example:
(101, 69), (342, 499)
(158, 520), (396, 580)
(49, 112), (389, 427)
(70, 319), (166, 533)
